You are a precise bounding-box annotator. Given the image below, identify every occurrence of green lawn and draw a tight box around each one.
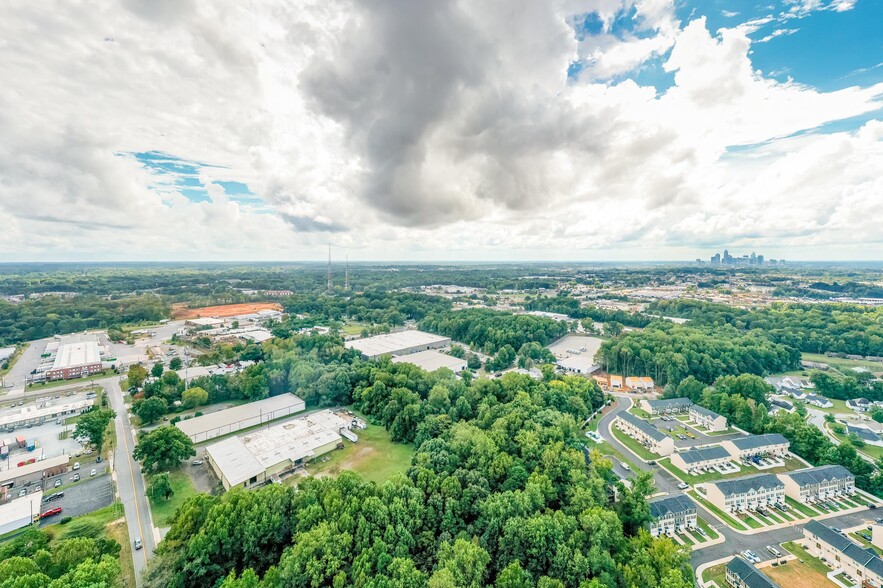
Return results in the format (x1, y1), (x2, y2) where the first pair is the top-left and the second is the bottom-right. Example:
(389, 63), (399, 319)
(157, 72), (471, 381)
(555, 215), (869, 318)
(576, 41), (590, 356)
(740, 513), (763, 528)
(781, 541), (832, 576)
(786, 496), (820, 517)
(585, 439), (640, 472)
(802, 352), (883, 374)
(803, 397), (854, 416)
(628, 406), (653, 419)
(302, 423), (415, 485)
(148, 469), (198, 527)
(688, 490), (747, 530)
(48, 502), (125, 539)
(828, 426), (883, 460)
(697, 517), (719, 539)
(610, 426), (657, 461)
(701, 563), (728, 588)
(659, 456), (805, 484)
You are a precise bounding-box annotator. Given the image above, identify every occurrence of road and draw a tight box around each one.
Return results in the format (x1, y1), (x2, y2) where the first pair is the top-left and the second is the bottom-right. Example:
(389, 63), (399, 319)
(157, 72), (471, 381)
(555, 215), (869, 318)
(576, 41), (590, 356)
(807, 407), (877, 466)
(106, 378), (154, 586)
(595, 394), (880, 570)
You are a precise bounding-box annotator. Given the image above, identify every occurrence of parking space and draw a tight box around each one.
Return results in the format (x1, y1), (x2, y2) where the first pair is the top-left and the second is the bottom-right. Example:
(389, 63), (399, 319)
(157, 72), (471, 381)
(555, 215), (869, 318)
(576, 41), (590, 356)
(1, 392), (98, 460)
(39, 474), (114, 524)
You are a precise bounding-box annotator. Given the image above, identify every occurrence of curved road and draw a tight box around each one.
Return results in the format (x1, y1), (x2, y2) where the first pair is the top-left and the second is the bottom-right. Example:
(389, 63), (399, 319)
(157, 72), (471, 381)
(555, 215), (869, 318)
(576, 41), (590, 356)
(596, 394), (879, 569)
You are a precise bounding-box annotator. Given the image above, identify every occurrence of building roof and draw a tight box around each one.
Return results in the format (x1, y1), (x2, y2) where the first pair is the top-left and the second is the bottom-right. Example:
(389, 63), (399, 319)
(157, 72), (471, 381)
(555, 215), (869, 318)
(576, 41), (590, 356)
(344, 330), (450, 358)
(770, 399), (793, 410)
(556, 355), (599, 373)
(784, 465), (854, 487)
(0, 455), (69, 486)
(0, 491), (43, 529)
(649, 494), (696, 518)
(0, 400), (93, 428)
(645, 398), (693, 411)
(726, 557), (781, 588)
(391, 349), (467, 372)
(186, 317), (226, 327)
(805, 394), (831, 404)
(674, 445), (730, 465)
(728, 434), (789, 451)
(847, 425), (881, 442)
(712, 473), (783, 497)
(805, 520), (883, 576)
(236, 329), (274, 343)
(176, 394), (305, 440)
(690, 405), (723, 419)
(51, 340), (101, 370)
(0, 347), (15, 361)
(205, 436), (265, 487)
(618, 412), (667, 442)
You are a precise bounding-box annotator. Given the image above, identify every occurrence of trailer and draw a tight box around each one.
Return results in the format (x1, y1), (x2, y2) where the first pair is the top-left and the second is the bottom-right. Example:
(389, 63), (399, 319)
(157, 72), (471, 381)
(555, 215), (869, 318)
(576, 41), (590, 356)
(15, 436), (26, 448)
(26, 440), (35, 451)
(0, 445), (8, 459)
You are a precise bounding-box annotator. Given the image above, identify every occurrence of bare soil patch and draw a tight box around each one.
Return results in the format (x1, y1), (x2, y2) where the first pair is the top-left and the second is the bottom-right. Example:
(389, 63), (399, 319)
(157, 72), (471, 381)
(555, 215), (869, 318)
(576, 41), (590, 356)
(172, 302), (283, 319)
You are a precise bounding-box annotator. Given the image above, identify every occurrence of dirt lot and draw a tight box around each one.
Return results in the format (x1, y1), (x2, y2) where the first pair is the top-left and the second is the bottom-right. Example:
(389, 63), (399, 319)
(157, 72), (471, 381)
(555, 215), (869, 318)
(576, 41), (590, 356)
(171, 302), (283, 319)
(764, 561), (836, 588)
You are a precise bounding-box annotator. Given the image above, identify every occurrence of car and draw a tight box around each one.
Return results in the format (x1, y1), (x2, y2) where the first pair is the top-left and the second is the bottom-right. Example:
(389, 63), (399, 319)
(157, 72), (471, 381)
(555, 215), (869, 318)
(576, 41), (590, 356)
(90, 468), (97, 477)
(55, 418), (62, 425)
(49, 492), (64, 501)
(191, 460), (204, 466)
(875, 517), (883, 524)
(647, 460), (656, 466)
(134, 538), (143, 550)
(73, 462), (80, 470)
(40, 507), (62, 518)
(72, 473), (80, 482)
(869, 503), (877, 509)
(745, 550), (760, 563)
(54, 479), (62, 488)
(18, 488), (26, 497)
(677, 482), (690, 490)
(620, 462), (631, 471)
(767, 546), (781, 557)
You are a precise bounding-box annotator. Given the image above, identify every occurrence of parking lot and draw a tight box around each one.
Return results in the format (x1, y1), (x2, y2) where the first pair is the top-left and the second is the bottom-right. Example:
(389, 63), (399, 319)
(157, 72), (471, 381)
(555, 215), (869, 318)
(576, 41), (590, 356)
(0, 390), (99, 461)
(630, 410), (743, 448)
(660, 516), (720, 549)
(39, 473), (114, 525)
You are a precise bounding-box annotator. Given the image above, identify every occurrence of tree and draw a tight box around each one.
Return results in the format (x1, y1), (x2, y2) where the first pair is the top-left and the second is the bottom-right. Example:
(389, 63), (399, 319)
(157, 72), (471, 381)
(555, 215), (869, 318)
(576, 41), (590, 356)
(169, 357), (183, 371)
(133, 426), (195, 472)
(133, 397), (167, 425)
(181, 387), (208, 409)
(72, 409), (115, 452)
(151, 362), (164, 378)
(128, 364), (149, 388)
(149, 473), (174, 501)
(467, 354), (482, 370)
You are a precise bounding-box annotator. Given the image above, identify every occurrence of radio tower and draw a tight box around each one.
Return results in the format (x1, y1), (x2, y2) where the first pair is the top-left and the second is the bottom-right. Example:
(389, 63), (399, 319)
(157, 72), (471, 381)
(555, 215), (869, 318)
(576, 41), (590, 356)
(345, 256), (349, 291)
(326, 244), (333, 291)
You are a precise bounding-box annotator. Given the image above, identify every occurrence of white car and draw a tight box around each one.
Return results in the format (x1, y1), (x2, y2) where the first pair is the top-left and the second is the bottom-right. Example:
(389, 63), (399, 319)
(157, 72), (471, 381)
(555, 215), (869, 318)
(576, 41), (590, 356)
(620, 462), (631, 471)
(677, 482), (689, 490)
(90, 468), (97, 477)
(73, 462), (80, 470)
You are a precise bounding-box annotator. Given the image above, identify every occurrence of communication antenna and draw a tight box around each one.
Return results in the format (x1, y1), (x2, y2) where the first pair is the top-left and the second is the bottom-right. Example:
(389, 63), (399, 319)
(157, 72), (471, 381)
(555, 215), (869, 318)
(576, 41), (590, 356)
(326, 244), (333, 291)
(345, 256), (349, 291)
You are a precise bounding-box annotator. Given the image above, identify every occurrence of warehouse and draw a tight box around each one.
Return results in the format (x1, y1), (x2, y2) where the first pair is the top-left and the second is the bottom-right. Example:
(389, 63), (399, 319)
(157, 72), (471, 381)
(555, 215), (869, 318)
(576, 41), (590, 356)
(176, 394), (306, 443)
(206, 409), (352, 490)
(641, 398), (693, 415)
(689, 405), (727, 432)
(0, 455), (69, 500)
(670, 445), (732, 473)
(705, 474), (785, 512)
(0, 491), (42, 535)
(778, 465), (856, 503)
(345, 330), (450, 360)
(45, 335), (103, 380)
(614, 412), (674, 456)
(0, 399), (93, 430)
(391, 350), (467, 373)
(648, 494), (697, 537)
(721, 434), (790, 459)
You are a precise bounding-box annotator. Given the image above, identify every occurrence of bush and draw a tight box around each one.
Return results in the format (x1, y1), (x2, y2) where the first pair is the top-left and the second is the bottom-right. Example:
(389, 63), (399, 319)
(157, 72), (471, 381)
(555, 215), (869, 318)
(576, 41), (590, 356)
(59, 516), (72, 525)
(170, 416), (181, 424)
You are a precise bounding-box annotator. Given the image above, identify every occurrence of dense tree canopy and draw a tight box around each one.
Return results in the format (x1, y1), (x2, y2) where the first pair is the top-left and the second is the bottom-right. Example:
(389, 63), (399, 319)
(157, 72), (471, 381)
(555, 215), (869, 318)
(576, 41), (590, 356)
(419, 309), (569, 356)
(134, 426), (196, 472)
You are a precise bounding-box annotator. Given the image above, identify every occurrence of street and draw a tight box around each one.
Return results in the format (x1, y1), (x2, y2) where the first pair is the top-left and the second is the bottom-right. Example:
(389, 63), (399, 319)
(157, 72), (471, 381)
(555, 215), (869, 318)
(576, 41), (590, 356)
(105, 378), (155, 586)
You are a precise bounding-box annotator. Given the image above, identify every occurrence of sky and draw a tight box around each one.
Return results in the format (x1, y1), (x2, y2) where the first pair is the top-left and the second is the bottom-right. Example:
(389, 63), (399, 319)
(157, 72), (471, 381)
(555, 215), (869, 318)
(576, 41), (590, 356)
(1, 0), (881, 262)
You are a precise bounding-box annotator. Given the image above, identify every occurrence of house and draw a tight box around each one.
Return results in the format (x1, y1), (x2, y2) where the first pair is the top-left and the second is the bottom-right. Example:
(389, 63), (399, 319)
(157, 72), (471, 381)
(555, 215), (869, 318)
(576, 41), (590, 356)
(706, 474), (785, 512)
(778, 465), (855, 503)
(721, 434), (790, 460)
(689, 405), (728, 432)
(614, 412), (675, 456)
(847, 425), (883, 447)
(725, 556), (781, 588)
(804, 520), (883, 587)
(641, 397), (693, 415)
(847, 398), (873, 412)
(625, 376), (654, 391)
(648, 494), (697, 537)
(770, 399), (794, 414)
(609, 375), (623, 389)
(805, 395), (833, 408)
(670, 445), (732, 473)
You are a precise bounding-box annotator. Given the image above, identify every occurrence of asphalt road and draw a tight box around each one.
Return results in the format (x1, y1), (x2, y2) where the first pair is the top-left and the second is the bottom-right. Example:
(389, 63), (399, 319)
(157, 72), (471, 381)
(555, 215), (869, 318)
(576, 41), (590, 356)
(0, 337), (51, 392)
(595, 394), (882, 571)
(106, 378), (154, 586)
(40, 474), (114, 524)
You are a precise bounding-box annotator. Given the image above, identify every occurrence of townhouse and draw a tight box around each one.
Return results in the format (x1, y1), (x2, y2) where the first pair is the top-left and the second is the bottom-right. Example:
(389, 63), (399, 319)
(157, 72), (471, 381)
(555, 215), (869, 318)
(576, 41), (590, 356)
(705, 474), (785, 512)
(641, 397), (693, 415)
(721, 434), (790, 460)
(689, 405), (728, 432)
(614, 412), (675, 456)
(725, 556), (781, 588)
(648, 494), (697, 537)
(778, 465), (855, 503)
(670, 445), (732, 473)
(804, 520), (883, 588)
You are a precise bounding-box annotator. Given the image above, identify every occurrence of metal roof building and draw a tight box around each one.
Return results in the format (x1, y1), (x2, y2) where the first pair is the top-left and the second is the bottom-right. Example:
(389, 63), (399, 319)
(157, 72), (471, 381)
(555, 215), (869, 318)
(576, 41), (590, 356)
(0, 491), (42, 535)
(391, 349), (467, 373)
(345, 330), (450, 359)
(176, 394), (306, 443)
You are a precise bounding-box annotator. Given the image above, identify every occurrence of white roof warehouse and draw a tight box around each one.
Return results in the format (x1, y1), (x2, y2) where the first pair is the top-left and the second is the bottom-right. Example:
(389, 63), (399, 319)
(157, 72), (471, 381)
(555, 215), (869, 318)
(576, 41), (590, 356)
(345, 330), (450, 360)
(175, 394), (306, 444)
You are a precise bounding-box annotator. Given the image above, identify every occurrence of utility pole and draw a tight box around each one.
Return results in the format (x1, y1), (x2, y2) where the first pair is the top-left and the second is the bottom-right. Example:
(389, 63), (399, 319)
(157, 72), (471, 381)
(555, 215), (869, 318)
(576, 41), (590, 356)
(345, 256), (349, 291)
(326, 243), (333, 292)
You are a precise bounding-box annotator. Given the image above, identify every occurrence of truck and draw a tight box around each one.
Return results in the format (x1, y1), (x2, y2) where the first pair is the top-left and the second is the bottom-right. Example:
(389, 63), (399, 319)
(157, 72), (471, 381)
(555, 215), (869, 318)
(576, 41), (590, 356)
(26, 440), (35, 451)
(0, 445), (8, 459)
(16, 435), (26, 448)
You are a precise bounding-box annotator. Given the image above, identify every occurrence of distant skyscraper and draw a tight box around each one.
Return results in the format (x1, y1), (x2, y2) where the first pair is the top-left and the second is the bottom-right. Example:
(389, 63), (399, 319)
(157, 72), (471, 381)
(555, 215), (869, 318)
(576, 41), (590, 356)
(750, 252), (756, 265)
(723, 249), (733, 264)
(711, 253), (721, 264)
(757, 255), (764, 265)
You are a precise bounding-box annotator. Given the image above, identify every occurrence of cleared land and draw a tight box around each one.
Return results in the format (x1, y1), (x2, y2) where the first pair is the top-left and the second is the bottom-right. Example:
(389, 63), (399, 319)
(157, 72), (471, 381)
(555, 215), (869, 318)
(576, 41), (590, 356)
(773, 541), (838, 588)
(304, 422), (415, 484)
(172, 302), (283, 319)
(148, 469), (199, 526)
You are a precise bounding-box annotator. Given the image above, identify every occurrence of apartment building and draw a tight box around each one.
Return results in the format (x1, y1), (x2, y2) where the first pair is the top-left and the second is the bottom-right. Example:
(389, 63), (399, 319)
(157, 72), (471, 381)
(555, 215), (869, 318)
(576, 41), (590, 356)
(705, 474), (785, 512)
(614, 412), (675, 456)
(648, 494), (697, 537)
(689, 405), (728, 432)
(778, 465), (855, 503)
(804, 520), (883, 588)
(721, 434), (790, 460)
(641, 397), (693, 415)
(725, 556), (781, 588)
(670, 445), (732, 472)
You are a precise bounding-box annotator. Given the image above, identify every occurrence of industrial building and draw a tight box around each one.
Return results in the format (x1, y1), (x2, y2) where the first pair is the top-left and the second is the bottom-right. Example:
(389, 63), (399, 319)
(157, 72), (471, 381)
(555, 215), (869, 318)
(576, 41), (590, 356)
(669, 445), (732, 473)
(804, 520), (883, 587)
(391, 350), (467, 373)
(725, 556), (781, 588)
(345, 330), (450, 360)
(705, 474), (785, 512)
(176, 394), (306, 444)
(0, 491), (42, 535)
(721, 434), (790, 460)
(778, 465), (855, 503)
(0, 347), (15, 363)
(45, 335), (103, 380)
(641, 398), (693, 415)
(0, 399), (93, 431)
(205, 409), (352, 490)
(614, 412), (674, 456)
(556, 355), (599, 374)
(689, 405), (728, 432)
(0, 455), (68, 501)
(648, 494), (697, 536)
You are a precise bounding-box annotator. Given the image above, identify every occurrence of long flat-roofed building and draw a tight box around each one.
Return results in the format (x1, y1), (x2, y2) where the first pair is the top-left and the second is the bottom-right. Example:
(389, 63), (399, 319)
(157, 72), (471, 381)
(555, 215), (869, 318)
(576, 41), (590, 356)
(648, 494), (697, 536)
(391, 349), (467, 373)
(0, 455), (69, 501)
(670, 445), (732, 472)
(614, 412), (674, 456)
(641, 397), (693, 415)
(804, 520), (883, 587)
(176, 394), (306, 444)
(778, 465), (855, 503)
(345, 330), (451, 360)
(706, 473), (784, 512)
(206, 409), (351, 490)
(0, 491), (42, 535)
(721, 434), (790, 459)
(726, 556), (781, 588)
(689, 405), (728, 432)
(46, 335), (103, 380)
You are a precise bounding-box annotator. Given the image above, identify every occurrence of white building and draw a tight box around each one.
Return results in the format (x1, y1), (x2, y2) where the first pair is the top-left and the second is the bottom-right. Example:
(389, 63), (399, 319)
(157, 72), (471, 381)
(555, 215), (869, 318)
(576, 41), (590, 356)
(556, 355), (599, 374)
(345, 330), (451, 360)
(721, 434), (790, 460)
(0, 491), (42, 535)
(689, 405), (728, 432)
(641, 398), (693, 415)
(705, 474), (785, 512)
(805, 395), (833, 408)
(670, 445), (732, 473)
(648, 494), (697, 536)
(176, 394), (306, 443)
(778, 465), (855, 503)
(391, 350), (467, 373)
(615, 412), (674, 456)
(804, 521), (883, 588)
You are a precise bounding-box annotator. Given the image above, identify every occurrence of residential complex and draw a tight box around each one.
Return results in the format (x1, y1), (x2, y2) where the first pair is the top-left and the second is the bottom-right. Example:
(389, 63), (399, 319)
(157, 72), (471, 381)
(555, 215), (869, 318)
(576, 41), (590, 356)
(804, 520), (883, 587)
(614, 412), (674, 456)
(721, 434), (790, 460)
(778, 465), (855, 503)
(847, 425), (883, 447)
(689, 405), (727, 431)
(705, 474), (785, 512)
(641, 397), (693, 415)
(648, 494), (697, 537)
(669, 445), (732, 472)
(725, 556), (781, 588)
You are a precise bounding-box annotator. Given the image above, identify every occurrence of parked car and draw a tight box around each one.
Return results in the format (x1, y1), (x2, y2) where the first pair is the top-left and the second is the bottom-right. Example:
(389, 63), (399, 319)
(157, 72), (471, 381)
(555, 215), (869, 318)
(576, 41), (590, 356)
(767, 546), (782, 557)
(647, 461), (656, 466)
(54, 479), (62, 488)
(620, 462), (631, 471)
(869, 503), (877, 509)
(73, 462), (80, 470)
(72, 473), (80, 482)
(134, 538), (143, 550)
(191, 460), (204, 466)
(745, 550), (760, 563)
(677, 482), (689, 490)
(18, 488), (26, 497)
(90, 469), (97, 477)
(40, 507), (62, 518)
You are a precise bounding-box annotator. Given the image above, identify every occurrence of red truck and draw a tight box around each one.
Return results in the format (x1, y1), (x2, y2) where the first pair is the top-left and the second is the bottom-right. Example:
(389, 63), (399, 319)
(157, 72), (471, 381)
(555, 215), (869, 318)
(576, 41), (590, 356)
(15, 435), (26, 448)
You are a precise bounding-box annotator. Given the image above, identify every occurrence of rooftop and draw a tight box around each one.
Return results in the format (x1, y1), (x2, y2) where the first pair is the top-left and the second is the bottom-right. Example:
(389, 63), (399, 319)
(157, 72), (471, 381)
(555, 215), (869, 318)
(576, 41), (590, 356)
(784, 465), (854, 487)
(712, 473), (783, 496)
(0, 455), (69, 486)
(649, 494), (696, 518)
(241, 410), (350, 468)
(175, 394), (305, 439)
(345, 330), (450, 358)
(51, 340), (101, 370)
(847, 425), (881, 442)
(0, 491), (43, 529)
(726, 557), (781, 588)
(556, 355), (599, 373)
(805, 520), (883, 576)
(205, 436), (264, 487)
(391, 349), (466, 372)
(618, 411), (667, 442)
(646, 398), (693, 410)
(689, 405), (722, 419)
(674, 445), (730, 465)
(728, 434), (789, 451)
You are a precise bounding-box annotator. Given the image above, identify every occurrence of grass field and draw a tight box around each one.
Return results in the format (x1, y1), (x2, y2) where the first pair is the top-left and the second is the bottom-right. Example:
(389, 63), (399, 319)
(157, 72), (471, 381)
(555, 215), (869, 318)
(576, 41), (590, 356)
(148, 469), (198, 526)
(701, 563), (727, 588)
(105, 518), (136, 588)
(305, 424), (415, 484)
(584, 439), (639, 471)
(659, 456), (805, 484)
(773, 541), (837, 588)
(610, 426), (657, 461)
(49, 502), (124, 540)
(781, 541), (832, 575)
(803, 352), (883, 374)
(697, 517), (719, 539)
